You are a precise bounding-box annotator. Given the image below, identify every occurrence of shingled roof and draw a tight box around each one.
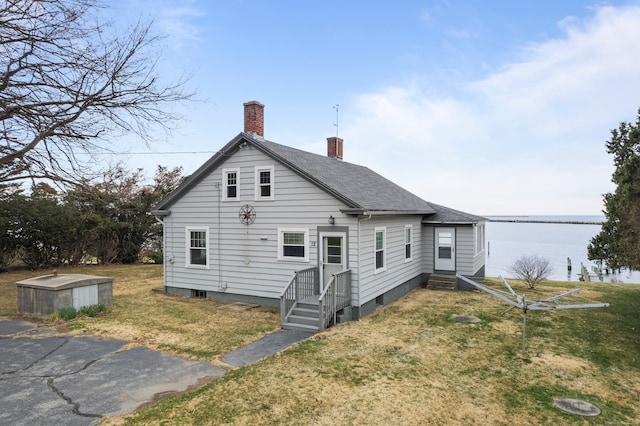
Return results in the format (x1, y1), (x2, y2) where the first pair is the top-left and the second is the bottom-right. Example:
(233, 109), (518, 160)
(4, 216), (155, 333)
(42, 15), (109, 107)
(153, 132), (483, 223)
(251, 135), (436, 214)
(422, 202), (486, 224)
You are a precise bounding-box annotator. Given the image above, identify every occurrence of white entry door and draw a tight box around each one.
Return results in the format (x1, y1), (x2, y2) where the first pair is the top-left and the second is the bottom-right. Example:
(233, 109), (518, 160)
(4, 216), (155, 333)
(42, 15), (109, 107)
(320, 232), (346, 291)
(435, 228), (455, 271)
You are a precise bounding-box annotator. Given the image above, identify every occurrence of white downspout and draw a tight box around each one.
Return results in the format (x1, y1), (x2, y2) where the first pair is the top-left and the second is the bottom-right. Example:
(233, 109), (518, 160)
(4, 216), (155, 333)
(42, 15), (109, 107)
(153, 216), (168, 290)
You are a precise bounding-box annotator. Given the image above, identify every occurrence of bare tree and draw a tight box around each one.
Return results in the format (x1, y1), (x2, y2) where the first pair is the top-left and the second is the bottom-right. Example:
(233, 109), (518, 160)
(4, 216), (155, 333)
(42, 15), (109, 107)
(0, 0), (192, 184)
(509, 254), (553, 289)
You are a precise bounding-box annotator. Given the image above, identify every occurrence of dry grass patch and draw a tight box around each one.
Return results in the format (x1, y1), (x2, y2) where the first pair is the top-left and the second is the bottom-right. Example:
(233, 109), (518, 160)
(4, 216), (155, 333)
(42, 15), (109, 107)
(0, 265), (280, 362)
(120, 281), (639, 425)
(4, 268), (637, 424)
(0, 269), (39, 318)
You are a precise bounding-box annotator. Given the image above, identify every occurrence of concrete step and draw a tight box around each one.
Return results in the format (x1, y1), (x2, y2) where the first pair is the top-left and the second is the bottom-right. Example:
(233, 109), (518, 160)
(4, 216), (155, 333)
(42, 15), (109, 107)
(427, 274), (456, 291)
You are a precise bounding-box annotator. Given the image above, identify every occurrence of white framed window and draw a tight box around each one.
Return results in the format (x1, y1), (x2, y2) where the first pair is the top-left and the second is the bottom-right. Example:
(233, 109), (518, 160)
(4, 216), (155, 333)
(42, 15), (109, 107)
(255, 165), (274, 200)
(277, 228), (309, 262)
(222, 168), (239, 201)
(374, 227), (386, 273)
(186, 227), (209, 268)
(404, 225), (413, 262)
(475, 223), (485, 255)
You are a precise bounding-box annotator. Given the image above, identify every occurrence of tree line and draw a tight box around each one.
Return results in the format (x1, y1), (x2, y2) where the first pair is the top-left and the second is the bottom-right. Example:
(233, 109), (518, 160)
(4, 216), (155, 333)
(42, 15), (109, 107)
(1, 2), (639, 276)
(0, 166), (183, 270)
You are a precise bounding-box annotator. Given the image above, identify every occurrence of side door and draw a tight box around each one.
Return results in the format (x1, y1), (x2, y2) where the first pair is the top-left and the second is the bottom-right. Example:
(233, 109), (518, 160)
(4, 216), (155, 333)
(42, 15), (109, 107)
(319, 232), (346, 291)
(435, 227), (456, 271)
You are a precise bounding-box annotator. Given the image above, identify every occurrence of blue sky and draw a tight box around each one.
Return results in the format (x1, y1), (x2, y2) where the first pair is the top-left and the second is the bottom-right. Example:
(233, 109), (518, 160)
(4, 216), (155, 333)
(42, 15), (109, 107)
(108, 0), (640, 215)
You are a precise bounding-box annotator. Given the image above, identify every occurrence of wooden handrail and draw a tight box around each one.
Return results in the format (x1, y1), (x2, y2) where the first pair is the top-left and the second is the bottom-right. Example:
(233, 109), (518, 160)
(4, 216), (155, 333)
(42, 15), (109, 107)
(280, 267), (318, 326)
(318, 269), (351, 331)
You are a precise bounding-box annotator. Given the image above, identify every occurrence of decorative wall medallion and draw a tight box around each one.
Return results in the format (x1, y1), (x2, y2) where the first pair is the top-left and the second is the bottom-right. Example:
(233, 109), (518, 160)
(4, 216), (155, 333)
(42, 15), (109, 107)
(239, 204), (256, 225)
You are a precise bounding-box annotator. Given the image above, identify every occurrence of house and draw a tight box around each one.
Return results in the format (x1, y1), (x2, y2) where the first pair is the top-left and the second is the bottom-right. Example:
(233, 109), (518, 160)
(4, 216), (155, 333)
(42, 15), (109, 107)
(152, 101), (486, 332)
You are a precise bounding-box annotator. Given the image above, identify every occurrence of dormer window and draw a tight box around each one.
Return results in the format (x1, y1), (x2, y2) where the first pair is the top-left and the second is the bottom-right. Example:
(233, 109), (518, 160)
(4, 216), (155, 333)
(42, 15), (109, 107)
(222, 168), (239, 201)
(255, 166), (274, 200)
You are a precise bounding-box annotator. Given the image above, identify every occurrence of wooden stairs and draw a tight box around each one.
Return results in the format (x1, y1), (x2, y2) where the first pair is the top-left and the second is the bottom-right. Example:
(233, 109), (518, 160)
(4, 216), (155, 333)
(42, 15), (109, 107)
(426, 273), (457, 291)
(282, 297), (320, 333)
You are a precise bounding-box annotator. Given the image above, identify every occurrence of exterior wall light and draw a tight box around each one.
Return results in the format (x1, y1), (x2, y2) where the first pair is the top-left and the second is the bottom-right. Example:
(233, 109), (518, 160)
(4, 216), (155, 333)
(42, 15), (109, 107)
(328, 215), (335, 225)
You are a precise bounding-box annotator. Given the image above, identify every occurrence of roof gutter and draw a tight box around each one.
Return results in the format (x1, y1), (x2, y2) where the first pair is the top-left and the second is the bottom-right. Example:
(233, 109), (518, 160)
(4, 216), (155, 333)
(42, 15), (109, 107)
(421, 219), (480, 225)
(150, 209), (171, 217)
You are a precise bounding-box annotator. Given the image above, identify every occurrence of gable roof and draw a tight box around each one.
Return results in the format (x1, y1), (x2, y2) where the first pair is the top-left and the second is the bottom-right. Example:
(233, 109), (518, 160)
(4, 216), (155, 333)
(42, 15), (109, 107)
(253, 136), (437, 214)
(153, 132), (483, 223)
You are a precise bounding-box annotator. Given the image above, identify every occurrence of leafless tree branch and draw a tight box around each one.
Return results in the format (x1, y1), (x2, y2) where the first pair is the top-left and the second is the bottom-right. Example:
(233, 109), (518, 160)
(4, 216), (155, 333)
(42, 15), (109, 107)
(0, 0), (193, 183)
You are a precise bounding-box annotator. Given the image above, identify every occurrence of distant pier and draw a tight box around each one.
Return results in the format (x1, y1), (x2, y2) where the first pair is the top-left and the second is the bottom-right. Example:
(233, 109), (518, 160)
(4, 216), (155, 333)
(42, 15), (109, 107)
(487, 216), (603, 225)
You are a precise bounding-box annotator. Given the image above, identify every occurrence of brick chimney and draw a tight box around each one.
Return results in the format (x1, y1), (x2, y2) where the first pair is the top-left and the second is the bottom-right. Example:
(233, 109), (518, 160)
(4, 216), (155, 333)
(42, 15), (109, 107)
(327, 136), (343, 160)
(243, 100), (264, 136)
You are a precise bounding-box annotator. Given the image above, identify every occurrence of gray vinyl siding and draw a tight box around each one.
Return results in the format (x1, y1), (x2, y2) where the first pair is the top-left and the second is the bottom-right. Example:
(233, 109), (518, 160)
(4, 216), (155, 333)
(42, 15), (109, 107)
(455, 225), (475, 275)
(357, 216), (425, 307)
(454, 225), (485, 276)
(422, 224), (484, 276)
(422, 225), (435, 273)
(162, 145), (356, 300)
(471, 222), (487, 276)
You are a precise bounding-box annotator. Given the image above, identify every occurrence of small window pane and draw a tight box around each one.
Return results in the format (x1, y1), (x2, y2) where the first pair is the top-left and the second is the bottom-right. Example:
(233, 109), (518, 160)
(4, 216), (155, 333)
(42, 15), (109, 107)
(375, 231), (383, 250)
(190, 231), (206, 248)
(260, 171), (271, 184)
(284, 233), (304, 245)
(190, 248), (206, 265)
(327, 237), (341, 246)
(439, 247), (452, 259)
(283, 245), (305, 257)
(227, 172), (237, 185)
(406, 244), (411, 259)
(227, 186), (237, 198)
(328, 246), (341, 256)
(260, 185), (271, 197)
(376, 251), (384, 269)
(438, 233), (452, 245)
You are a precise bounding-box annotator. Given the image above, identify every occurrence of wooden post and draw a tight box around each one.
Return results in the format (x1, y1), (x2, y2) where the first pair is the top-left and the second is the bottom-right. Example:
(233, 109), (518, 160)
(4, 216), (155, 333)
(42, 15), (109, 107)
(522, 294), (528, 355)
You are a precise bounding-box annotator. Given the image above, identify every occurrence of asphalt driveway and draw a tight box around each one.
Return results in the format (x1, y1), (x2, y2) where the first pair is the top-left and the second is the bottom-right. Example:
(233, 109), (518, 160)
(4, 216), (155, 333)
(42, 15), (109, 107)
(1, 318), (312, 425)
(0, 319), (224, 425)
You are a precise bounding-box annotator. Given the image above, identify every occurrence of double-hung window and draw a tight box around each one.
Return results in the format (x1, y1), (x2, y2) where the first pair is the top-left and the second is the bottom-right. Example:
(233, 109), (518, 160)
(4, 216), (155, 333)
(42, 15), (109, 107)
(186, 227), (209, 268)
(374, 227), (386, 273)
(278, 228), (309, 262)
(222, 168), (239, 201)
(405, 225), (413, 262)
(475, 223), (485, 255)
(255, 166), (274, 200)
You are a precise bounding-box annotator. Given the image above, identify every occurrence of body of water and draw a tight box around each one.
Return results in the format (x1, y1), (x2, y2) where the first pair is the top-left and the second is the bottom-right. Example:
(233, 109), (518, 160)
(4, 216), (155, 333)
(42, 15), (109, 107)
(484, 215), (640, 284)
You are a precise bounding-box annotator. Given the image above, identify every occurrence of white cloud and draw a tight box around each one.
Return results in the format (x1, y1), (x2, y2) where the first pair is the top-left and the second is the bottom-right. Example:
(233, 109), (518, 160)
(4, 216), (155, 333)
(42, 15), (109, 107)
(156, 1), (205, 48)
(343, 5), (640, 215)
